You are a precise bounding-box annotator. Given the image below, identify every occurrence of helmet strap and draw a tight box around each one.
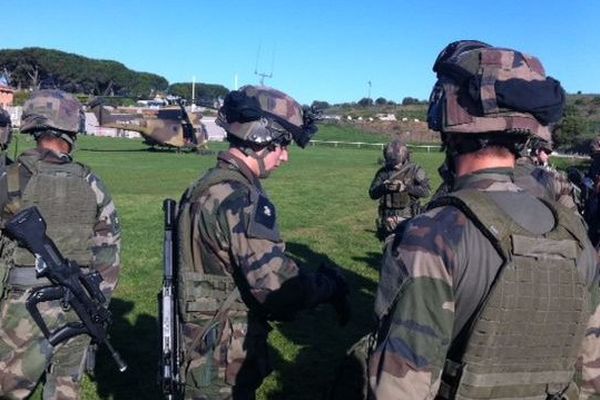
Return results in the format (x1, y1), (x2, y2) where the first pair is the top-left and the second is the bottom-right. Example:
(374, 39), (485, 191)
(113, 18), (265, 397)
(237, 145), (271, 179)
(443, 132), (528, 158)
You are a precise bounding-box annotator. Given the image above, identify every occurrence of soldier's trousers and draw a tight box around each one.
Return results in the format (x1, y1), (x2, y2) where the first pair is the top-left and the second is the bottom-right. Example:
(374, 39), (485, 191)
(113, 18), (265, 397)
(0, 288), (89, 400)
(182, 317), (271, 400)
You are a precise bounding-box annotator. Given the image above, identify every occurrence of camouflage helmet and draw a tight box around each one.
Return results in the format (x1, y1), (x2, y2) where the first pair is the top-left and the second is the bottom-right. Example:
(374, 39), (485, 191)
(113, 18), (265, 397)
(21, 89), (85, 136)
(530, 137), (553, 154)
(590, 136), (600, 154)
(0, 108), (12, 150)
(427, 41), (565, 143)
(216, 85), (318, 148)
(383, 138), (409, 166)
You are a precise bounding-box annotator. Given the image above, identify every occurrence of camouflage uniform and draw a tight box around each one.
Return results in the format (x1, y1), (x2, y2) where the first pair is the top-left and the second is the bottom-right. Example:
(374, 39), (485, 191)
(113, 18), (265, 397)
(584, 137), (600, 246)
(368, 42), (600, 399)
(369, 141), (430, 238)
(514, 155), (579, 210)
(0, 90), (121, 400)
(368, 170), (600, 399)
(177, 86), (347, 400)
(0, 108), (12, 208)
(0, 108), (12, 154)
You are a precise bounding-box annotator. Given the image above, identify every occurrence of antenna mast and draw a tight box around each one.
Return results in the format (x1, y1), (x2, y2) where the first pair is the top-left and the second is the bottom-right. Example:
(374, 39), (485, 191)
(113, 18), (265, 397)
(254, 43), (274, 86)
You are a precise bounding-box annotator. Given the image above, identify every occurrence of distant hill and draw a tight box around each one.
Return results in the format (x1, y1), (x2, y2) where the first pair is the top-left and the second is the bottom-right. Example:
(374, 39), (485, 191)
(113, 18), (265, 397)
(320, 94), (600, 148)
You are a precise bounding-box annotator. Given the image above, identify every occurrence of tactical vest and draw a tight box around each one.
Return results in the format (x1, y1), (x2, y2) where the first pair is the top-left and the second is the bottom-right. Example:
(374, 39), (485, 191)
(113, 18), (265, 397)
(4, 154), (97, 268)
(382, 164), (416, 210)
(176, 167), (250, 323)
(430, 190), (591, 400)
(514, 159), (555, 202)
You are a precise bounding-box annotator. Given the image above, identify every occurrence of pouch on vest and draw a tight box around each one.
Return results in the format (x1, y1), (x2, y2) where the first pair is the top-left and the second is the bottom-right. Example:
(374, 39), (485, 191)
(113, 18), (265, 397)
(329, 332), (377, 400)
(9, 158), (96, 267)
(431, 189), (590, 400)
(176, 167), (252, 324)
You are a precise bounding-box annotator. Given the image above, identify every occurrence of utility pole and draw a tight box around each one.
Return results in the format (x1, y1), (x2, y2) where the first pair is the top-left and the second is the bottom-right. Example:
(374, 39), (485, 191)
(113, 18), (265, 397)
(367, 80), (372, 101)
(191, 76), (196, 111)
(254, 43), (275, 86)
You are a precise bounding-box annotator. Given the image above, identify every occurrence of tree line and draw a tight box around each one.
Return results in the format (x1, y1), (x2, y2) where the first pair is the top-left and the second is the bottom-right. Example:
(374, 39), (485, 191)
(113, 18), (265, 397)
(0, 47), (228, 102)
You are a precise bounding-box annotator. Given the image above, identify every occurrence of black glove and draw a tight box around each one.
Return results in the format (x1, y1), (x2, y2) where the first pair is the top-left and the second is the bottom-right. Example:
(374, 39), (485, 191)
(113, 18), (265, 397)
(318, 263), (351, 326)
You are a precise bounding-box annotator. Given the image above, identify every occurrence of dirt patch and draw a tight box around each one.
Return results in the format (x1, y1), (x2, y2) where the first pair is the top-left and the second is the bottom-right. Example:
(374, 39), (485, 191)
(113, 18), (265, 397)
(342, 120), (441, 144)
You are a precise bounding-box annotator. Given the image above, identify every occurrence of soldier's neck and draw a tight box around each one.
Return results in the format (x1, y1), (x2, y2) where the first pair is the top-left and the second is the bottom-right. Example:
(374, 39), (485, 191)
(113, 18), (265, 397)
(38, 137), (71, 155)
(228, 148), (260, 177)
(455, 153), (515, 177)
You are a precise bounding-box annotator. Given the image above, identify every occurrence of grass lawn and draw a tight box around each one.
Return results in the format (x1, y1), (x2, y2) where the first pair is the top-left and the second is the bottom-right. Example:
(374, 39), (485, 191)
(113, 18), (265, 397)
(19, 126), (574, 399)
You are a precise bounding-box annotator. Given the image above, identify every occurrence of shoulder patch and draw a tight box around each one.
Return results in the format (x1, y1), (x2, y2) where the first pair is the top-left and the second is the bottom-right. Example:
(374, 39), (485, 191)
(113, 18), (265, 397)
(247, 194), (281, 242)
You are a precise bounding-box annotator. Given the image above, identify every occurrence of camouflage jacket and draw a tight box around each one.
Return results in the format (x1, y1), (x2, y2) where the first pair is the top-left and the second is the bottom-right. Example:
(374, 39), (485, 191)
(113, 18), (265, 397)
(186, 151), (339, 320)
(368, 169), (600, 399)
(515, 156), (578, 210)
(588, 155), (600, 183)
(1, 148), (121, 294)
(369, 163), (431, 207)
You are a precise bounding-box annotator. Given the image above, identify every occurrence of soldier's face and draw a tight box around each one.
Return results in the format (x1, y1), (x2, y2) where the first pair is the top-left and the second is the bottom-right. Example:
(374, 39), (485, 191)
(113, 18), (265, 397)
(537, 150), (550, 166)
(263, 145), (289, 173)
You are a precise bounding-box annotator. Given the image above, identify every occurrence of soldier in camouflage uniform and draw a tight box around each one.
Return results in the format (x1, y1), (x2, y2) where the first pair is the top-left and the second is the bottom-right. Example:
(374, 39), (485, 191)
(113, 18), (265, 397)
(0, 90), (121, 400)
(0, 108), (12, 154)
(0, 109), (12, 208)
(368, 41), (600, 399)
(583, 136), (600, 245)
(369, 139), (430, 239)
(514, 138), (579, 210)
(177, 85), (350, 400)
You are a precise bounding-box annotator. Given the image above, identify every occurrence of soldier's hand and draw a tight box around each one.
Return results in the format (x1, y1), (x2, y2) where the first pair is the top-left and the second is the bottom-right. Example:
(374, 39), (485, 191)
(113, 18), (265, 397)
(318, 263), (351, 326)
(385, 180), (404, 192)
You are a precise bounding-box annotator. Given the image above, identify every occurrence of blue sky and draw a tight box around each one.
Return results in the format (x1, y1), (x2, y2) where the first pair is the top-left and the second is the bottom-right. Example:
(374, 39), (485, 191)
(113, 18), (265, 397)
(3, 0), (599, 104)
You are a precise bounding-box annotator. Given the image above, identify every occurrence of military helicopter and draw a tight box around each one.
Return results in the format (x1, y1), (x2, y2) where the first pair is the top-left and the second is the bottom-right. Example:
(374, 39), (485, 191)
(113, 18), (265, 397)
(89, 97), (210, 153)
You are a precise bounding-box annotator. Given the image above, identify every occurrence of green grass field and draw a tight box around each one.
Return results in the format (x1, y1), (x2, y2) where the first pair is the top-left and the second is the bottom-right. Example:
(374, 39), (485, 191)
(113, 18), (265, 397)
(15, 125), (583, 399)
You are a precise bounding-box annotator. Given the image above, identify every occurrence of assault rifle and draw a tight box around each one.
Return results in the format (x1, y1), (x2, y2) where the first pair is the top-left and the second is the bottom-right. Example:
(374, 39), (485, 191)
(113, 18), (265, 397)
(4, 206), (127, 372)
(158, 199), (184, 399)
(566, 166), (595, 214)
(383, 162), (413, 188)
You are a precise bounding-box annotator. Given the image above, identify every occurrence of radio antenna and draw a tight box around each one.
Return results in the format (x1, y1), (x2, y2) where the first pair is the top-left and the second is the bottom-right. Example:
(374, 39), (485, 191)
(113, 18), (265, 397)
(254, 42), (274, 86)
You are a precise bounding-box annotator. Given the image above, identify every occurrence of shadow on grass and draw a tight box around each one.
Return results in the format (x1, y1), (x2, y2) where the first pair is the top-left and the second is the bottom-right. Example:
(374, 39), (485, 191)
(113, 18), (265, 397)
(78, 148), (149, 153)
(91, 298), (161, 400)
(351, 251), (382, 271)
(263, 242), (377, 400)
(79, 147), (215, 156)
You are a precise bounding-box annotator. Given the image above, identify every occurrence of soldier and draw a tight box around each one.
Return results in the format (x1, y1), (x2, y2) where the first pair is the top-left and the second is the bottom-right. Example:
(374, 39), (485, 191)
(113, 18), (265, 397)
(526, 137), (553, 168)
(0, 108), (12, 207)
(0, 108), (12, 155)
(368, 41), (600, 399)
(177, 85), (350, 399)
(514, 137), (579, 210)
(588, 136), (600, 183)
(0, 90), (121, 400)
(583, 136), (600, 245)
(368, 139), (430, 239)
